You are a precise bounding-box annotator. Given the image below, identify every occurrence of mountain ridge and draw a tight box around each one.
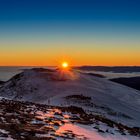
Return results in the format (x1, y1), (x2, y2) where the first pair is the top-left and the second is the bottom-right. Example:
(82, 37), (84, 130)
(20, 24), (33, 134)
(0, 68), (140, 128)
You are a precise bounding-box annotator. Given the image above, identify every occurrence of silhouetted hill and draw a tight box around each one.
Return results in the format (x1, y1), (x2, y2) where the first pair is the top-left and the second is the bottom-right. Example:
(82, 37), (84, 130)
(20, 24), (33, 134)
(0, 81), (5, 85)
(110, 77), (140, 91)
(86, 72), (105, 78)
(75, 66), (140, 73)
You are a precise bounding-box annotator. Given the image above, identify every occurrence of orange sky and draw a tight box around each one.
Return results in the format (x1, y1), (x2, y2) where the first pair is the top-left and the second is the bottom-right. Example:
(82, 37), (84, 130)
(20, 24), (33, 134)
(0, 42), (140, 66)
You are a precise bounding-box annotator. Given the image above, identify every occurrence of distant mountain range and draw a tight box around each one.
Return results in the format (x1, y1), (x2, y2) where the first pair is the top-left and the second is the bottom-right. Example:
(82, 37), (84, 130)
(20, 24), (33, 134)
(75, 66), (140, 73)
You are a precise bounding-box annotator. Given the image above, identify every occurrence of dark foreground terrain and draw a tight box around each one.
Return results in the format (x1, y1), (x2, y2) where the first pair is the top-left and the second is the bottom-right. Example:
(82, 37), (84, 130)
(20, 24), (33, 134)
(0, 98), (140, 140)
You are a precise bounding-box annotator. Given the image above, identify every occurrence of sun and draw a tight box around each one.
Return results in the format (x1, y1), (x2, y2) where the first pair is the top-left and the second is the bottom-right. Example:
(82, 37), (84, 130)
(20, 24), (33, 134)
(62, 62), (69, 69)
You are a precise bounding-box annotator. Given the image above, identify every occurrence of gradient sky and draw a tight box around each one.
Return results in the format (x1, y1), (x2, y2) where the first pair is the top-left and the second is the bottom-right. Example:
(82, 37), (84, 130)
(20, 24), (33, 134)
(0, 0), (140, 66)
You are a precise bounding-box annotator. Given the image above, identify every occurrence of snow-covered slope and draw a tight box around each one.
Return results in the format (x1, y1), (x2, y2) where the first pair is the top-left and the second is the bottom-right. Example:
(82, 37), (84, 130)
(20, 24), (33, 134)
(0, 68), (140, 128)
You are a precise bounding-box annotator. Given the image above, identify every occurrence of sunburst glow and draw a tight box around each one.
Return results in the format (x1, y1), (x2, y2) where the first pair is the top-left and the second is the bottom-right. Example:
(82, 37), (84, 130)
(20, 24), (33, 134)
(62, 62), (69, 69)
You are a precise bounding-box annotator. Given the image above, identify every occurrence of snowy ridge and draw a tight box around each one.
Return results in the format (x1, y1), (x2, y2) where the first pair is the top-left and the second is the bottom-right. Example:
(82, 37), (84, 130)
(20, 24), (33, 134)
(0, 68), (140, 129)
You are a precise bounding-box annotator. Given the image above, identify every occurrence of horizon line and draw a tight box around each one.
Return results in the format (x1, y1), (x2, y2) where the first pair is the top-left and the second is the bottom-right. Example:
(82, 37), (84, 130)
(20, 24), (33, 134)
(0, 65), (140, 67)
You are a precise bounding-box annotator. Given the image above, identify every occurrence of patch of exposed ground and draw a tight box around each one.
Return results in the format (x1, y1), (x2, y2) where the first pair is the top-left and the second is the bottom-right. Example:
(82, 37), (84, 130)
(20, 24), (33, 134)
(0, 98), (140, 140)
